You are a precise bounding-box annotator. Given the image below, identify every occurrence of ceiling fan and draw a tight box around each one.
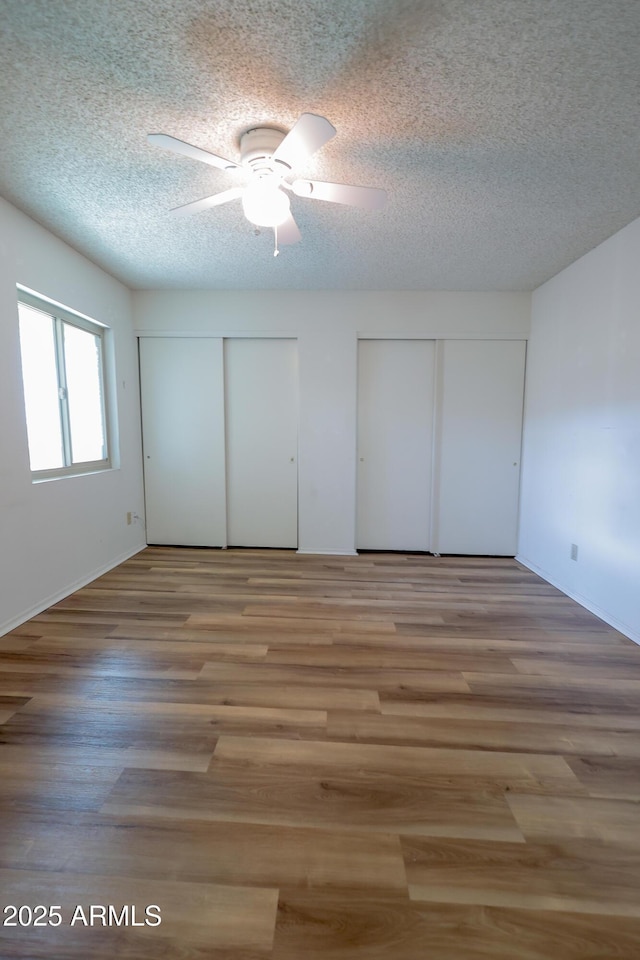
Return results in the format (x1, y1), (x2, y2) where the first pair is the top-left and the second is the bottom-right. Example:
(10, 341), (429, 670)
(148, 113), (386, 254)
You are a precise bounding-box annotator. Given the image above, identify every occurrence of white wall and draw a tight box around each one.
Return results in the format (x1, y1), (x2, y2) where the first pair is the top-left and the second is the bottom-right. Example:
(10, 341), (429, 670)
(134, 290), (530, 554)
(519, 216), (640, 644)
(0, 199), (146, 634)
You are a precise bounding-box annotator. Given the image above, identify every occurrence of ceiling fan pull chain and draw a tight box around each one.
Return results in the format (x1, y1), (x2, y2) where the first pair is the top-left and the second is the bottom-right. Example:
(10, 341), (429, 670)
(273, 224), (280, 257)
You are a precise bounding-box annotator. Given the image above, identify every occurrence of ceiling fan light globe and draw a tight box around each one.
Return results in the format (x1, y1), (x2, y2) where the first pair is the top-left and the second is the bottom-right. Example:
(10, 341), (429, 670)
(241, 182), (291, 227)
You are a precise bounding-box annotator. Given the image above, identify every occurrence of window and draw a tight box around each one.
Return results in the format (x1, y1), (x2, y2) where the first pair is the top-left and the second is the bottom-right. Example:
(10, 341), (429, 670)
(17, 290), (110, 478)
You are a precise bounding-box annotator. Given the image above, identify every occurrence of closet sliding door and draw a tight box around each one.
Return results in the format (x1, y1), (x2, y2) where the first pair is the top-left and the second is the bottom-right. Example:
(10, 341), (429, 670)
(139, 337), (226, 546)
(224, 338), (298, 548)
(356, 339), (435, 551)
(433, 339), (526, 555)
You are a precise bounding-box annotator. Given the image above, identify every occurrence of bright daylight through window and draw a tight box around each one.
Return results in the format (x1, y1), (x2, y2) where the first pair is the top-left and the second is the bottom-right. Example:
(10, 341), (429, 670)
(17, 291), (110, 478)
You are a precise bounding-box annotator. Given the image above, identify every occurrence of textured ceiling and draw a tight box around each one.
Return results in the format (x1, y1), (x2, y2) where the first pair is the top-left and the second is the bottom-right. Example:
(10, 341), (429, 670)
(2, 0), (640, 291)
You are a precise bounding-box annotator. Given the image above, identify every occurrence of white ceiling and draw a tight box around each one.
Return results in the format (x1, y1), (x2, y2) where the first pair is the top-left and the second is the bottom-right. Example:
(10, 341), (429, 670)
(2, 0), (640, 291)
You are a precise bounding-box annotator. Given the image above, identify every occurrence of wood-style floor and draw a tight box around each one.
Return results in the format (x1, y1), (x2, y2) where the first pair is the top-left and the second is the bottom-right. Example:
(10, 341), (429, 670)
(1, 547), (640, 959)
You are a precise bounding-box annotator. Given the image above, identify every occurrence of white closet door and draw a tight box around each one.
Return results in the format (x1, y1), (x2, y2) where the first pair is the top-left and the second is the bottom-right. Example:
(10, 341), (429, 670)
(434, 339), (526, 555)
(225, 338), (298, 547)
(357, 339), (435, 551)
(139, 337), (226, 546)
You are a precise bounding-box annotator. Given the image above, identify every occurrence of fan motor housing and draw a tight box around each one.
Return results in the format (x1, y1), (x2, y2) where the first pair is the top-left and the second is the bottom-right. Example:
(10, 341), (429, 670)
(240, 127), (288, 175)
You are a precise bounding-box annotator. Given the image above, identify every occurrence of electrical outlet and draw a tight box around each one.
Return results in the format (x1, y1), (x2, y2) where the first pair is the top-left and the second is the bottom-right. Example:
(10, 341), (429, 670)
(570, 543), (578, 561)
(126, 511), (132, 525)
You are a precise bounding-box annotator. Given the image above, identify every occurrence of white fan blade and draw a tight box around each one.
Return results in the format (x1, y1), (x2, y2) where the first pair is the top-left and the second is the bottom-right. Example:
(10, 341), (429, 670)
(276, 213), (302, 245)
(148, 133), (239, 171)
(170, 187), (244, 217)
(292, 179), (387, 210)
(271, 114), (336, 171)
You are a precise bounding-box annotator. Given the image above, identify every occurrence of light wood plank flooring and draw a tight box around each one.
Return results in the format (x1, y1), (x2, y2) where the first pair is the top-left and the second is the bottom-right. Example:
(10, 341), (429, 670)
(1, 547), (640, 958)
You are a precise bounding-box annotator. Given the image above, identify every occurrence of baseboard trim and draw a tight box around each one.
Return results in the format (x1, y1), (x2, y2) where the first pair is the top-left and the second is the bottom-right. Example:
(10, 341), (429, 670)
(516, 554), (640, 646)
(296, 549), (359, 557)
(1, 543), (147, 637)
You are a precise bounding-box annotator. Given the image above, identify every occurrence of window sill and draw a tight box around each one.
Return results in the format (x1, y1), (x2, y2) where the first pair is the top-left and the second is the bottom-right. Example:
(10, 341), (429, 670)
(31, 463), (113, 483)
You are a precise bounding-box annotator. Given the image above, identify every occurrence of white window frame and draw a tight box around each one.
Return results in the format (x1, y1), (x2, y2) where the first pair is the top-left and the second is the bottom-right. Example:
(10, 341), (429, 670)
(17, 288), (112, 481)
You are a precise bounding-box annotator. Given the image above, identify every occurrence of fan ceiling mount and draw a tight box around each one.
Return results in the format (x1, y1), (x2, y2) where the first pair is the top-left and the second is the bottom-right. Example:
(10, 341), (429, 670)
(148, 113), (386, 254)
